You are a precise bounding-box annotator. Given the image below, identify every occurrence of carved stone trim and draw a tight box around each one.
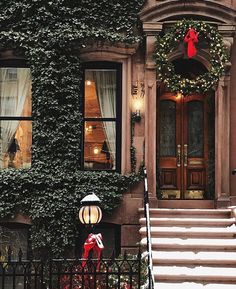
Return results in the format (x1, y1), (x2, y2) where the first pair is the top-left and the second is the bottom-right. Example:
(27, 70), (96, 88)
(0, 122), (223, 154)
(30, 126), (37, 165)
(140, 0), (236, 24)
(79, 42), (139, 61)
(215, 74), (231, 208)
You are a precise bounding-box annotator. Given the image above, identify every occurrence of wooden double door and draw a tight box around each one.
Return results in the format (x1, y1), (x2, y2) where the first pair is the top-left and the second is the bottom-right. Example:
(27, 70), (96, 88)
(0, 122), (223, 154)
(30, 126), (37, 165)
(157, 92), (214, 200)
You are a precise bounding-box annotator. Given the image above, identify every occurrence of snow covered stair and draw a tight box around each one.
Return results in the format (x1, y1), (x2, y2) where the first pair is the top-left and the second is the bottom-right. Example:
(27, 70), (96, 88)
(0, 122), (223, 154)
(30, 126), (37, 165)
(139, 208), (236, 288)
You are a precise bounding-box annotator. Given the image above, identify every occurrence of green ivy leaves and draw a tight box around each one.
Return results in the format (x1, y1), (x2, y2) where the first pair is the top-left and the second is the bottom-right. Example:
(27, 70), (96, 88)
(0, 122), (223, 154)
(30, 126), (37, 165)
(0, 0), (144, 256)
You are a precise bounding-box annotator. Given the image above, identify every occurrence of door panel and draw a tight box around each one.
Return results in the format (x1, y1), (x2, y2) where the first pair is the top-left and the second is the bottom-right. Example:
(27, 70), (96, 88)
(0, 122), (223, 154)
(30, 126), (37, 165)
(158, 93), (181, 199)
(158, 93), (209, 200)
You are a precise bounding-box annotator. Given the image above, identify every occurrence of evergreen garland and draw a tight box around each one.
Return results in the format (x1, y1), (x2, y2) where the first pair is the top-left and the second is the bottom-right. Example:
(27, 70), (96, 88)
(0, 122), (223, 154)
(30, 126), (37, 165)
(154, 19), (228, 95)
(0, 0), (145, 256)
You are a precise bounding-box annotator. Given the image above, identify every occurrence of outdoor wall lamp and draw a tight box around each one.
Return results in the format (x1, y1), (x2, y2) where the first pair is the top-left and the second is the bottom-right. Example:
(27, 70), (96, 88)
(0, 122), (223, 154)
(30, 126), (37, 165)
(78, 193), (102, 226)
(131, 81), (145, 122)
(176, 92), (183, 99)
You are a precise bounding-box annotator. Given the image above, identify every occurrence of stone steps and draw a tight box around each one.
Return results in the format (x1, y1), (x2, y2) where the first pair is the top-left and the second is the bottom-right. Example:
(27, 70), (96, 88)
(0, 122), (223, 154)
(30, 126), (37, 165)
(153, 265), (236, 282)
(140, 225), (236, 238)
(141, 237), (236, 250)
(139, 217), (235, 227)
(139, 208), (236, 288)
(154, 282), (236, 289)
(152, 251), (236, 265)
(139, 208), (232, 219)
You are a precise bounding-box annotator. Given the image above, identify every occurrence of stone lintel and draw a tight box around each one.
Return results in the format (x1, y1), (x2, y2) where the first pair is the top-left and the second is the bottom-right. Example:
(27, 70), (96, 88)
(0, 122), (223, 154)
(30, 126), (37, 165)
(143, 22), (163, 34)
(218, 24), (236, 37)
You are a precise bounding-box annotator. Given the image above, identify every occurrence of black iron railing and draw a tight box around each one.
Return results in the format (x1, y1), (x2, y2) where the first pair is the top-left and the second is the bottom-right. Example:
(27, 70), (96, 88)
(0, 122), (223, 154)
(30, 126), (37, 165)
(143, 167), (154, 289)
(0, 248), (143, 289)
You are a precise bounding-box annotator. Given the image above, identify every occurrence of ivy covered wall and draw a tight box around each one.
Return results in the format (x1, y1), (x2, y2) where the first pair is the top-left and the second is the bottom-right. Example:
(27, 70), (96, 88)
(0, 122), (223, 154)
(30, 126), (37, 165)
(0, 0), (145, 255)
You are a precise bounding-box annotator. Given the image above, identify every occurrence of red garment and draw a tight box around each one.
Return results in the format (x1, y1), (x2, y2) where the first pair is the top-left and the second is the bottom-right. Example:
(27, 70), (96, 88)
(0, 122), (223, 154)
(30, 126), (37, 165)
(184, 28), (198, 58)
(82, 233), (104, 268)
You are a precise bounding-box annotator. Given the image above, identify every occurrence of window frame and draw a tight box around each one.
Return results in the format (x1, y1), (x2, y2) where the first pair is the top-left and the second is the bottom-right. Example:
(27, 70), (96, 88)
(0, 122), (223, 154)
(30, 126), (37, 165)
(81, 61), (122, 172)
(0, 58), (32, 169)
(0, 222), (31, 259)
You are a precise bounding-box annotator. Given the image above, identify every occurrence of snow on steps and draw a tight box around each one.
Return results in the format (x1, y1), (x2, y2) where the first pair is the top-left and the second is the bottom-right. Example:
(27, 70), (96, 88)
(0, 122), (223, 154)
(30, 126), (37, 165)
(152, 250), (236, 265)
(138, 208), (232, 218)
(141, 237), (236, 250)
(154, 282), (236, 289)
(140, 225), (236, 238)
(153, 265), (236, 282)
(139, 217), (235, 227)
(139, 208), (236, 288)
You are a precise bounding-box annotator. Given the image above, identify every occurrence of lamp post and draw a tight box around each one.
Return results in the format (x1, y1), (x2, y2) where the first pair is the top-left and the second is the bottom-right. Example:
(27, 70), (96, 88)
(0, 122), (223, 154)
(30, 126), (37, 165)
(78, 193), (104, 272)
(78, 193), (102, 226)
(131, 81), (145, 122)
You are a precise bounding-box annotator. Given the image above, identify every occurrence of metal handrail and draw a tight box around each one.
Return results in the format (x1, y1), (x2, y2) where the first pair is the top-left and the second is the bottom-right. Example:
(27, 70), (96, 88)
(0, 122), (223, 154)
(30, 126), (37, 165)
(143, 167), (155, 289)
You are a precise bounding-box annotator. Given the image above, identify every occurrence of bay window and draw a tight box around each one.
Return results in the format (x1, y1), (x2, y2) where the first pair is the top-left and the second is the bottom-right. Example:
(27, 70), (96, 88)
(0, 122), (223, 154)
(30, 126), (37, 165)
(82, 62), (121, 171)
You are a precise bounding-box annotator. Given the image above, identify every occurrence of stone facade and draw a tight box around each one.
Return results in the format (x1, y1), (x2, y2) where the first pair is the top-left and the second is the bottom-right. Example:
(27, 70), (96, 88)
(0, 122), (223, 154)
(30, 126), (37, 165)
(2, 0), (236, 253)
(97, 0), (236, 251)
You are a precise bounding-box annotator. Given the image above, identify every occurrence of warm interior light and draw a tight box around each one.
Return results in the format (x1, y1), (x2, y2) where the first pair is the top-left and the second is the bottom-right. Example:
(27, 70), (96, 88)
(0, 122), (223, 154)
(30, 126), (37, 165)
(176, 92), (182, 99)
(86, 80), (92, 86)
(93, 147), (99, 154)
(85, 125), (93, 133)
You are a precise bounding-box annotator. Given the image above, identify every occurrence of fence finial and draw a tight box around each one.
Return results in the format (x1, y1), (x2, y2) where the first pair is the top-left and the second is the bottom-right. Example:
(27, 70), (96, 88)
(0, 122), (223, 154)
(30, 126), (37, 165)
(7, 246), (12, 262)
(18, 248), (23, 262)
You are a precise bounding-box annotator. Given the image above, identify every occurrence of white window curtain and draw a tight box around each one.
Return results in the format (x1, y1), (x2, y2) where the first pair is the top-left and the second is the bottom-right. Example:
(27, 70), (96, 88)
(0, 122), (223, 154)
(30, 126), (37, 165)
(86, 70), (116, 168)
(0, 68), (31, 168)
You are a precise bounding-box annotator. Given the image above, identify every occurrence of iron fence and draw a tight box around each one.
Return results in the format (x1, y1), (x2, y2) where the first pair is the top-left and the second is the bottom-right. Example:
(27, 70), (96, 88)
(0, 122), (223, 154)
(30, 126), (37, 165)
(0, 248), (144, 289)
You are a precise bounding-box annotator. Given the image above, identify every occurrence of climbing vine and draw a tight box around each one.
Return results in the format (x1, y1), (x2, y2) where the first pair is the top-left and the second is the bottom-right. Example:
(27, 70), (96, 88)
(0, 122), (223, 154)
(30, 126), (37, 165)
(0, 0), (145, 256)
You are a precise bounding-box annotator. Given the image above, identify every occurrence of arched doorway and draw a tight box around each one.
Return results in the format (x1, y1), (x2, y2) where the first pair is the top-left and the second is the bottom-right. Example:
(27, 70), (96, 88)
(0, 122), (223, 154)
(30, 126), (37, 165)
(141, 1), (235, 207)
(157, 58), (215, 200)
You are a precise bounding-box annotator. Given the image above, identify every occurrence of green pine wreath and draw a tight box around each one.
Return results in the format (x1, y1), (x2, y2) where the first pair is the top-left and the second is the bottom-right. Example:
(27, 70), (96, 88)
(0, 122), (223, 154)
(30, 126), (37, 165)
(154, 20), (228, 95)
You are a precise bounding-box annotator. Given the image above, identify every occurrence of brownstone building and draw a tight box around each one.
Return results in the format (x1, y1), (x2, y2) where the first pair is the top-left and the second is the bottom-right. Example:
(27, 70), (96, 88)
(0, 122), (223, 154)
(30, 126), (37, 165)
(1, 0), (236, 288)
(93, 0), (236, 247)
(97, 0), (236, 287)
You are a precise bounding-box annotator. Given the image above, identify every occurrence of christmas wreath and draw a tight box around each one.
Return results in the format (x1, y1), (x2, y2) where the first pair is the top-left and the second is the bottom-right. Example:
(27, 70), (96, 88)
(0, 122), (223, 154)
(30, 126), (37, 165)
(154, 20), (228, 95)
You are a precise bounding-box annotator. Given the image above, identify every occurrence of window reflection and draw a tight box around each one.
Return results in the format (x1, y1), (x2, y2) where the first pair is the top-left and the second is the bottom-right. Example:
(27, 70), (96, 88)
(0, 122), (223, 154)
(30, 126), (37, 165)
(0, 68), (32, 169)
(1, 120), (32, 169)
(84, 121), (116, 170)
(84, 69), (116, 118)
(83, 68), (117, 170)
(159, 100), (176, 157)
(0, 68), (31, 117)
(188, 101), (204, 157)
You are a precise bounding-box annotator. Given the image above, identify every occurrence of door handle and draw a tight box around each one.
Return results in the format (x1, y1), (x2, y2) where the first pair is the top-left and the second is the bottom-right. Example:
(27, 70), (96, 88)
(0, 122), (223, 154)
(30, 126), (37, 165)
(184, 144), (188, 167)
(177, 144), (181, 167)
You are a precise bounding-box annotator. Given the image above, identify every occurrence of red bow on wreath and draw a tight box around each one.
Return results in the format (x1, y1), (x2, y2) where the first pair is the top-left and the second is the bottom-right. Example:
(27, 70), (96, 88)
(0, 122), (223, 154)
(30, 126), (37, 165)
(184, 28), (198, 58)
(82, 233), (104, 269)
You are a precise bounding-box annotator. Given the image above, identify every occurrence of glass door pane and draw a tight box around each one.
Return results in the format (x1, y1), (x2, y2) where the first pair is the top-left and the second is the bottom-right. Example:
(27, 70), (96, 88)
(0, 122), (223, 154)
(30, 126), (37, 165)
(159, 100), (176, 157)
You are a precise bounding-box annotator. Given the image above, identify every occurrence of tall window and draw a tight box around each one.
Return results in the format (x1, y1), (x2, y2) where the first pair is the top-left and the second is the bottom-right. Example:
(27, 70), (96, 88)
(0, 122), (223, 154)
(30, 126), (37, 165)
(82, 62), (121, 171)
(0, 60), (32, 169)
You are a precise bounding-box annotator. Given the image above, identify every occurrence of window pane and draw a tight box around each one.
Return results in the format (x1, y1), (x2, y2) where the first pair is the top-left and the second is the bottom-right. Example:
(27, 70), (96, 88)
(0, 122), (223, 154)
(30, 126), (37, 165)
(188, 101), (204, 157)
(159, 100), (176, 157)
(0, 120), (32, 169)
(84, 121), (116, 170)
(0, 68), (32, 117)
(84, 69), (116, 118)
